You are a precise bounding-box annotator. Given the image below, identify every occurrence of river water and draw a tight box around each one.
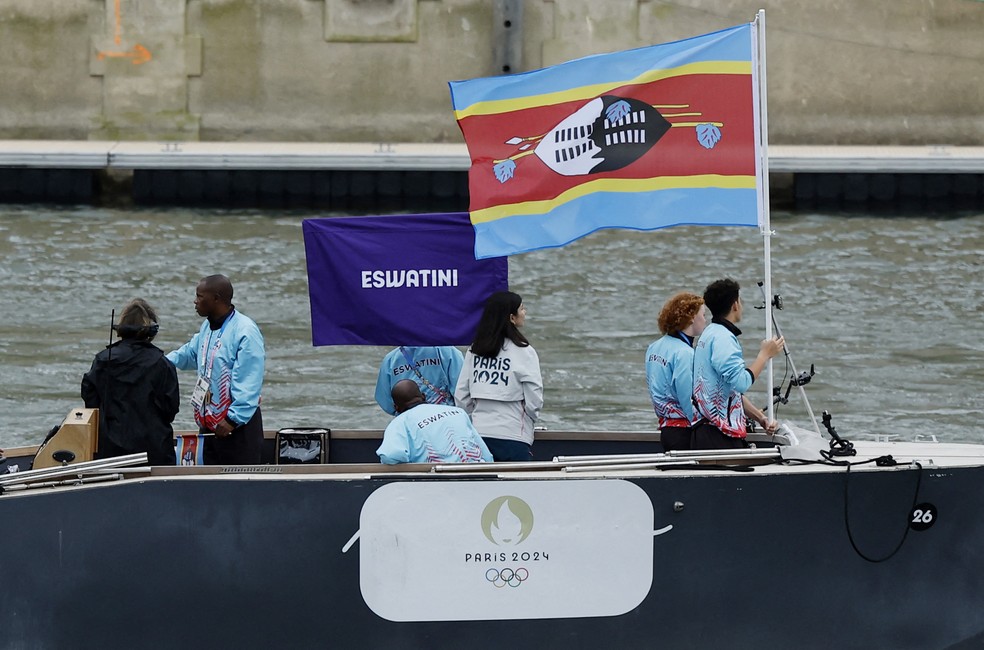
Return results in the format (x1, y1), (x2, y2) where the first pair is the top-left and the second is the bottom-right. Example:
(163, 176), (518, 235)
(1, 204), (982, 449)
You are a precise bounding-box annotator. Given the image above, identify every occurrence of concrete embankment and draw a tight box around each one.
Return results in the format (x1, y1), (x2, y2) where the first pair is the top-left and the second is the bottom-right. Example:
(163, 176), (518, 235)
(0, 1), (981, 208)
(1, 0), (981, 145)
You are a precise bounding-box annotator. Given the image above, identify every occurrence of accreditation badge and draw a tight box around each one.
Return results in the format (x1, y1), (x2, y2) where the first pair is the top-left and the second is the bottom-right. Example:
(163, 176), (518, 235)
(190, 375), (211, 415)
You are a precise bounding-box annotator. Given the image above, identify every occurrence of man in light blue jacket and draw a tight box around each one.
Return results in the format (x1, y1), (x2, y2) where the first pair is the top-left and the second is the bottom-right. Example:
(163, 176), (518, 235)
(692, 278), (783, 450)
(167, 274), (265, 464)
(377, 380), (492, 464)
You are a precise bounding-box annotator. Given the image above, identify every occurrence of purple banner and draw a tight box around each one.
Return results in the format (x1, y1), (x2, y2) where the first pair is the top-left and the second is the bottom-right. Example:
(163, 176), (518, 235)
(302, 213), (509, 346)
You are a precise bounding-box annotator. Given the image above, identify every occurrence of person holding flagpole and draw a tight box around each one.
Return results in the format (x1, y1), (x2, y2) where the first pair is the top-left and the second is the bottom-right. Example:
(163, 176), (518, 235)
(455, 291), (543, 462)
(692, 278), (783, 450)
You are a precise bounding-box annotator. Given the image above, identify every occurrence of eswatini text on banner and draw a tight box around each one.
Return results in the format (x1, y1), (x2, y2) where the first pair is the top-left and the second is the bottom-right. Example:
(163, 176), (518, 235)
(302, 213), (508, 346)
(449, 22), (762, 259)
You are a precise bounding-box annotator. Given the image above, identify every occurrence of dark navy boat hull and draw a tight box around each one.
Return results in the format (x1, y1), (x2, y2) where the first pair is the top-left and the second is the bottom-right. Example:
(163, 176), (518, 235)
(1, 459), (981, 650)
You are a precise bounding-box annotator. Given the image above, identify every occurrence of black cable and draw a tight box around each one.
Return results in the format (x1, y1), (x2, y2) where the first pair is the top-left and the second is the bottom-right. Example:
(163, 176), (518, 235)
(781, 454), (923, 562)
(772, 351), (791, 418)
(843, 458), (923, 563)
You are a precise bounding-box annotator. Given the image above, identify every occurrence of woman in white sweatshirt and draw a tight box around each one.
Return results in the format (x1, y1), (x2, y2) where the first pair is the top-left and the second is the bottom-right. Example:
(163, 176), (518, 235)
(455, 291), (543, 461)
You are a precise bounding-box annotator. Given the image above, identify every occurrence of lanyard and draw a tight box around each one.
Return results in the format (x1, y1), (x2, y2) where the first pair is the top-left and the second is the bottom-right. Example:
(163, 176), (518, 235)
(399, 346), (451, 404)
(199, 311), (234, 381)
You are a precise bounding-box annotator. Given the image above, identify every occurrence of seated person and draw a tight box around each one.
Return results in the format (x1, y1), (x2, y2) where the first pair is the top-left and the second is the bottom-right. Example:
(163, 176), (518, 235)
(374, 346), (463, 415)
(81, 298), (180, 465)
(376, 380), (493, 465)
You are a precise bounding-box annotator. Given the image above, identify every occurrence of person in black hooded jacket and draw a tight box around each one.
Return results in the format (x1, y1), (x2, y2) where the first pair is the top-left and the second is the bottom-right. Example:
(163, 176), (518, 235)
(81, 298), (180, 465)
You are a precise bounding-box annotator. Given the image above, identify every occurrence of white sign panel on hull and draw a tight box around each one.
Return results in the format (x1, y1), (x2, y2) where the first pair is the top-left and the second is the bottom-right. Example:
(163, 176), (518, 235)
(357, 479), (656, 621)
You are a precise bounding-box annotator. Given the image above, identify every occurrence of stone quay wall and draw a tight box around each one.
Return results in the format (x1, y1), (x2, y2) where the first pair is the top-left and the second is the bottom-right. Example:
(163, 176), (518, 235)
(0, 0), (982, 146)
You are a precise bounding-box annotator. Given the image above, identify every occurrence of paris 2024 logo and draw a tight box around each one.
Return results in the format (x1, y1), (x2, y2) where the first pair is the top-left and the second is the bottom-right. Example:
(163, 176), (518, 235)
(468, 496), (547, 588)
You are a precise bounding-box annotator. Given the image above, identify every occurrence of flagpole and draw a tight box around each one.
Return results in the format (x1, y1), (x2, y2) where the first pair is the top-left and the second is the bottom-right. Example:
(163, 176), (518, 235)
(753, 9), (775, 424)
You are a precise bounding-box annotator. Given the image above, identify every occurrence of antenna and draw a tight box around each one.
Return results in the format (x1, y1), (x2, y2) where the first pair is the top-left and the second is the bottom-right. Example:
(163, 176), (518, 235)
(107, 309), (115, 359)
(95, 306), (117, 460)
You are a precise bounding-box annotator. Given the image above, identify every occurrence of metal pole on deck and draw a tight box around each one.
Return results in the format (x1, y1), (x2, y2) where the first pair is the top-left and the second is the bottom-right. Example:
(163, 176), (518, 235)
(754, 9), (775, 423)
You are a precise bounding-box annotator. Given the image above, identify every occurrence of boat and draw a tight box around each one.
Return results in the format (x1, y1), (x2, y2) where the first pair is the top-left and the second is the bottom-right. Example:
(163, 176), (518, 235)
(4, 13), (982, 650)
(2, 412), (984, 649)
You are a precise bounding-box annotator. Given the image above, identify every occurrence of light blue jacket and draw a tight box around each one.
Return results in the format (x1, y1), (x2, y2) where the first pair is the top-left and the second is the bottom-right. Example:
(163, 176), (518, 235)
(645, 333), (695, 428)
(166, 310), (265, 430)
(377, 403), (493, 464)
(692, 320), (753, 438)
(374, 346), (464, 415)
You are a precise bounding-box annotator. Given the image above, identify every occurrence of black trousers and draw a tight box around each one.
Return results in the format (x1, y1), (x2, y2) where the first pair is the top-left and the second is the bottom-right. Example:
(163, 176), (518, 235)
(659, 426), (692, 452)
(692, 421), (749, 450)
(202, 407), (264, 465)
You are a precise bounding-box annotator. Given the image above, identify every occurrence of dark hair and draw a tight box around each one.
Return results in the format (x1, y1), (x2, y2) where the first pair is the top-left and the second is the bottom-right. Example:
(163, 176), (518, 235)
(470, 291), (529, 358)
(703, 278), (740, 319)
(115, 298), (160, 341)
(202, 274), (234, 304)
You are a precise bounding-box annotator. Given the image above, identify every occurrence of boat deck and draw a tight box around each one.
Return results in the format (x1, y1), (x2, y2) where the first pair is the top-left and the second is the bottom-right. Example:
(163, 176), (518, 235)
(3, 437), (982, 501)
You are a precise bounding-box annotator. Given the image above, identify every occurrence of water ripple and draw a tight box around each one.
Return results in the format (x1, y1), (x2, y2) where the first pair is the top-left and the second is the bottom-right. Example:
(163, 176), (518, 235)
(1, 206), (982, 447)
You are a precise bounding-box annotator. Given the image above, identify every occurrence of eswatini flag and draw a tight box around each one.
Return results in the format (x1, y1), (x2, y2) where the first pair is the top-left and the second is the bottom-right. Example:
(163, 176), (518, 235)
(450, 22), (761, 259)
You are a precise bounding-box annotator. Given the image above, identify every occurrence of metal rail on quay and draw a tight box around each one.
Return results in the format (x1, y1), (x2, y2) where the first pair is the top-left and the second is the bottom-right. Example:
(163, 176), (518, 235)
(1, 141), (982, 207)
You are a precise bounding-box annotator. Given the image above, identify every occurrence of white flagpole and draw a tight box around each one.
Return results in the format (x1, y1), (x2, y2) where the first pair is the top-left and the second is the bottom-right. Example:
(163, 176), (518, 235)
(753, 9), (775, 423)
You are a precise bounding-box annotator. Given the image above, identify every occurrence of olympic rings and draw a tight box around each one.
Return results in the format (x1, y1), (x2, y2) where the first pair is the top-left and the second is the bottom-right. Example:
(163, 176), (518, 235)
(485, 567), (529, 588)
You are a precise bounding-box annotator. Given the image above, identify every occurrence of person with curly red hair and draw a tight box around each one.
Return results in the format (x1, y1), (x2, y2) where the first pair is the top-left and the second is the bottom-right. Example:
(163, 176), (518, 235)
(645, 292), (707, 451)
